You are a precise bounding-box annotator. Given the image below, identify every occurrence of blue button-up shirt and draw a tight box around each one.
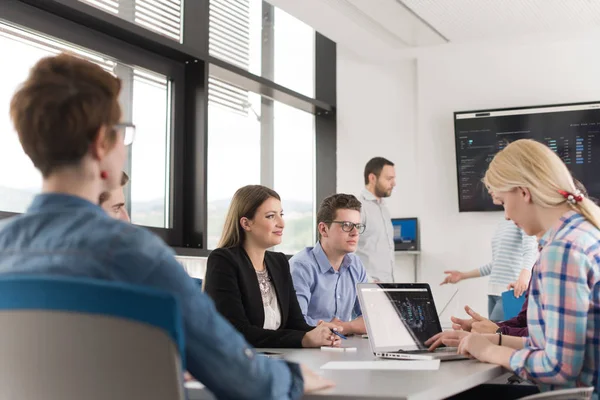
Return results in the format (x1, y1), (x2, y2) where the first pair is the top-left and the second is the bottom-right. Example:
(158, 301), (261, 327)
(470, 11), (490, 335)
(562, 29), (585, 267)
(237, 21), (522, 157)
(0, 193), (303, 400)
(289, 241), (367, 326)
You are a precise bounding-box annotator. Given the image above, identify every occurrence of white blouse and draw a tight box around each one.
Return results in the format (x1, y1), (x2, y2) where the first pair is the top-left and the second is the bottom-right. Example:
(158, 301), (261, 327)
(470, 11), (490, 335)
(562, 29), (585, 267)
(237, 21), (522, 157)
(256, 268), (281, 330)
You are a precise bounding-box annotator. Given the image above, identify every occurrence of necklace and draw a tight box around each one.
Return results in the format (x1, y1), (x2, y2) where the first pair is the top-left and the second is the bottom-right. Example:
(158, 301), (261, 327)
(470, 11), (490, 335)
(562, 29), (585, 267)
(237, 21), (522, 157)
(255, 268), (273, 305)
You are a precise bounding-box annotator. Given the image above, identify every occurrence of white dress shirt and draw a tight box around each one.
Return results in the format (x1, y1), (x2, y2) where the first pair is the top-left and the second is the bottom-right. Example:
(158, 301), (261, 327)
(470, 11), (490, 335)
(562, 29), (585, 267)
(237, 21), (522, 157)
(356, 188), (395, 282)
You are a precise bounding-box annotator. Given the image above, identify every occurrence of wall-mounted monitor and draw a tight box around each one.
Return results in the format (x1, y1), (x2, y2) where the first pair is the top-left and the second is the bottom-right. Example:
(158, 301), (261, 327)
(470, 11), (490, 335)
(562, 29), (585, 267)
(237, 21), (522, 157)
(454, 101), (600, 212)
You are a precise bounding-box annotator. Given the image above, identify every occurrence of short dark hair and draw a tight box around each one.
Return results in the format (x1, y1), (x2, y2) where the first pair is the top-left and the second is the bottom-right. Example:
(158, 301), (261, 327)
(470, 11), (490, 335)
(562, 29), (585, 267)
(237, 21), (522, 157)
(99, 171), (130, 205)
(317, 194), (362, 238)
(364, 157), (394, 185)
(10, 53), (122, 177)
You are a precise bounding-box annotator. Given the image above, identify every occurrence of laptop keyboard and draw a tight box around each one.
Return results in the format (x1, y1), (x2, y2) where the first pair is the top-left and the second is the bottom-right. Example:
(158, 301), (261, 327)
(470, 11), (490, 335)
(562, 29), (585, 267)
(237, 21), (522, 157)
(433, 347), (457, 353)
(406, 347), (457, 354)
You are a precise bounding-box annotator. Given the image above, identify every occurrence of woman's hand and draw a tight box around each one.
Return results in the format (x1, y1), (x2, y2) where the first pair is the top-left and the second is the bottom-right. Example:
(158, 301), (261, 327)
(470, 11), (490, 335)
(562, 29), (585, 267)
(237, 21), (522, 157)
(441, 270), (464, 285)
(425, 330), (470, 351)
(302, 324), (341, 348)
(457, 333), (495, 361)
(509, 269), (531, 298)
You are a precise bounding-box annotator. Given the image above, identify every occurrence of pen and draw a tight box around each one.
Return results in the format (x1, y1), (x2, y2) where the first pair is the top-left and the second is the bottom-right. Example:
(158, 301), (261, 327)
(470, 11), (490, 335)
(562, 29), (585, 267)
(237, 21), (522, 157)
(331, 329), (347, 340)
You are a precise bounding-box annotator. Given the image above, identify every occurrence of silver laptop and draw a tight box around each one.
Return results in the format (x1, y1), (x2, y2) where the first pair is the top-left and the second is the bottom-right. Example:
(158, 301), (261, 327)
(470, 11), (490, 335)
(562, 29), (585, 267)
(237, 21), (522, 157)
(357, 283), (467, 361)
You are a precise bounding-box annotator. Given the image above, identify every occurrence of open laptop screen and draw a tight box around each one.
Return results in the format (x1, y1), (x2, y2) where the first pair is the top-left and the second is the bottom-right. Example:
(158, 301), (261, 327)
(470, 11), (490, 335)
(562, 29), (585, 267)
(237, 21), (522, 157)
(359, 283), (442, 350)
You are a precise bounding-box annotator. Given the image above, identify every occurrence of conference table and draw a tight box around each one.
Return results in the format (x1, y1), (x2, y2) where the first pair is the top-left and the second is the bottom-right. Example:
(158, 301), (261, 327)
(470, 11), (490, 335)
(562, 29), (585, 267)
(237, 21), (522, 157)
(186, 336), (505, 399)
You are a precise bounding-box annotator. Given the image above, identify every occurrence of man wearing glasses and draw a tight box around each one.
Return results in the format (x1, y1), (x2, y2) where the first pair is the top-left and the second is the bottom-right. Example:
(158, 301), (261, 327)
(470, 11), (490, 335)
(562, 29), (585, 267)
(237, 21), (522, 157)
(289, 194), (367, 335)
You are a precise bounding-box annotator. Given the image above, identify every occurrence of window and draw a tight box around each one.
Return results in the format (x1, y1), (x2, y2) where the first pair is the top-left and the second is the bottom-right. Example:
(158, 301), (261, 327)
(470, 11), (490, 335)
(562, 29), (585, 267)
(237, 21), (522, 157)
(0, 21), (172, 229)
(79, 0), (183, 42)
(0, 21), (116, 213)
(273, 102), (316, 254)
(206, 74), (316, 252)
(209, 0), (262, 75)
(130, 69), (172, 228)
(2, 0), (336, 254)
(273, 7), (315, 98)
(209, 0), (315, 97)
(207, 1), (318, 253)
(206, 78), (261, 249)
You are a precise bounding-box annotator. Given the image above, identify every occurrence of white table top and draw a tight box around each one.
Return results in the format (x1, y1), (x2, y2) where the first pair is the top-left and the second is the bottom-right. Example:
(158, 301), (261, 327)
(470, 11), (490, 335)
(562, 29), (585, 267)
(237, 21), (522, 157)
(186, 336), (505, 400)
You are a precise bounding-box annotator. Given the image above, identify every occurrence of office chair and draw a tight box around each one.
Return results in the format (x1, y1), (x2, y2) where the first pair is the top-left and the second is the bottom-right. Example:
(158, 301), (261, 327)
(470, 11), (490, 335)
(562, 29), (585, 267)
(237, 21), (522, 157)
(0, 275), (185, 400)
(520, 387), (594, 400)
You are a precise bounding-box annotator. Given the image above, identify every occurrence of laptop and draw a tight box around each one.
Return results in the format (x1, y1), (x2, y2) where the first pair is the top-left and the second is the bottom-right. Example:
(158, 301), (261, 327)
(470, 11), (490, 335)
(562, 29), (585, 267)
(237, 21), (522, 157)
(357, 283), (467, 361)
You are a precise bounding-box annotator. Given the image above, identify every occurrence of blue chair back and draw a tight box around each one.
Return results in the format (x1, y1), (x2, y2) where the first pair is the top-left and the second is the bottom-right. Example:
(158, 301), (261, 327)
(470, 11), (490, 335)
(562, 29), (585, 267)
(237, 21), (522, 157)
(0, 275), (185, 367)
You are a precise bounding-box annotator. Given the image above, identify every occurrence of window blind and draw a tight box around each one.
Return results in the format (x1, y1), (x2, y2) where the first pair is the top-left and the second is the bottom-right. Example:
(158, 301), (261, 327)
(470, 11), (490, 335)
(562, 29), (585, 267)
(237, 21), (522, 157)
(208, 0), (251, 114)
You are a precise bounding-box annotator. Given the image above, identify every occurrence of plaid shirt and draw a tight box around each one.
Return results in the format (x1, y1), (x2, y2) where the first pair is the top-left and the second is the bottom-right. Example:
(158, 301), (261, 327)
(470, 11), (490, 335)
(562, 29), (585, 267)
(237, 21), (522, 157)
(510, 211), (600, 396)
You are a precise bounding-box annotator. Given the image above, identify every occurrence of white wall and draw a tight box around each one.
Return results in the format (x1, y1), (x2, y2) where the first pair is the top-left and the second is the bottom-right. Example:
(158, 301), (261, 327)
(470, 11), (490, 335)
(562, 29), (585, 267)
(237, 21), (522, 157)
(337, 35), (600, 323)
(336, 47), (418, 285)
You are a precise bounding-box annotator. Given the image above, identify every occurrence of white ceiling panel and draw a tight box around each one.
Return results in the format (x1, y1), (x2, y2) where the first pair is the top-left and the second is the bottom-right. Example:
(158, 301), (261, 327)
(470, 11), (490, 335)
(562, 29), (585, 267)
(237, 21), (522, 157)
(266, 0), (446, 60)
(400, 0), (600, 42)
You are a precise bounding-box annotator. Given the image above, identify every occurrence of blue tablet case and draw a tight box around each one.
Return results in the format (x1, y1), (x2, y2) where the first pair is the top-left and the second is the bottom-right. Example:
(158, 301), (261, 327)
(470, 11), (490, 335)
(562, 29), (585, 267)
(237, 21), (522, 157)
(501, 289), (526, 320)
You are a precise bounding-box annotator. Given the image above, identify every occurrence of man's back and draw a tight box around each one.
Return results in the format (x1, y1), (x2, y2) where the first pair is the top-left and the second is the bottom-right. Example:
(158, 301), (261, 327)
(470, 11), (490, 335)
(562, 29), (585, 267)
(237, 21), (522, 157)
(0, 193), (303, 400)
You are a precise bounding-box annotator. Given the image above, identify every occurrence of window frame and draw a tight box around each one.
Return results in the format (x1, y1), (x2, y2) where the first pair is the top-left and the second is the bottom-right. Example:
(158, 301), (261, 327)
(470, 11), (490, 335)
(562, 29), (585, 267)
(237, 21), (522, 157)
(2, 0), (336, 257)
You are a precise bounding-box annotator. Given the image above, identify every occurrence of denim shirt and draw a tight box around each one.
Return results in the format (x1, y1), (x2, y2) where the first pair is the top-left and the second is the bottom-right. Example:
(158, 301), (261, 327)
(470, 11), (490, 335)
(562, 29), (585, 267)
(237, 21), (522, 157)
(0, 194), (303, 400)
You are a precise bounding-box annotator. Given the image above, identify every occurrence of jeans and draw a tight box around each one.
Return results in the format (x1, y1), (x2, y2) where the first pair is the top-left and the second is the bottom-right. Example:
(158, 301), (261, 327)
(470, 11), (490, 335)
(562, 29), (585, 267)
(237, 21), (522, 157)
(488, 295), (504, 322)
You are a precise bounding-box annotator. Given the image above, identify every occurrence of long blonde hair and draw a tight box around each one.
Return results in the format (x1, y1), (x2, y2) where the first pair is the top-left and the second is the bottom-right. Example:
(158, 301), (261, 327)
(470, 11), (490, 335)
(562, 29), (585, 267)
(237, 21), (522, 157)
(218, 185), (281, 248)
(484, 139), (600, 229)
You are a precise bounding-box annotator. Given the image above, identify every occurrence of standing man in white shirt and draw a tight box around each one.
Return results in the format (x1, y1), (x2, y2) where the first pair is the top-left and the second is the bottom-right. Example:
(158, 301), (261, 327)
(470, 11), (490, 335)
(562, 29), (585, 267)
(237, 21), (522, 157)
(356, 157), (396, 282)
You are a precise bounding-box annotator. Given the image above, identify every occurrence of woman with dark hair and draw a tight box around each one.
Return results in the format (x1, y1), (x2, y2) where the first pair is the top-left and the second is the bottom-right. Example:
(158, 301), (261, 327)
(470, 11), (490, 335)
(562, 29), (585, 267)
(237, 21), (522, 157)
(0, 54), (332, 399)
(204, 185), (343, 348)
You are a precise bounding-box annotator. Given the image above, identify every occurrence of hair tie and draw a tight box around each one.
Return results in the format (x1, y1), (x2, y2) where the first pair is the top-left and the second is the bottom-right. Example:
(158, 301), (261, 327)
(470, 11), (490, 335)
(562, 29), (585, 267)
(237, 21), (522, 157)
(558, 189), (583, 205)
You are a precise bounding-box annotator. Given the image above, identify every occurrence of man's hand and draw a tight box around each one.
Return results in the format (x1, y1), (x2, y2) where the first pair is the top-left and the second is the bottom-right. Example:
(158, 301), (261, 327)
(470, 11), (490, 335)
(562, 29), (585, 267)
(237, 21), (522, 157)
(301, 364), (335, 393)
(330, 316), (366, 336)
(316, 319), (343, 333)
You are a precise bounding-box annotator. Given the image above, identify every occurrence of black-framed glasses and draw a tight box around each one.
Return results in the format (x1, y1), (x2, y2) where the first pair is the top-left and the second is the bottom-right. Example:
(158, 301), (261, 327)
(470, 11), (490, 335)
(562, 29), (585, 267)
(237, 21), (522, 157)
(113, 122), (136, 146)
(329, 221), (366, 234)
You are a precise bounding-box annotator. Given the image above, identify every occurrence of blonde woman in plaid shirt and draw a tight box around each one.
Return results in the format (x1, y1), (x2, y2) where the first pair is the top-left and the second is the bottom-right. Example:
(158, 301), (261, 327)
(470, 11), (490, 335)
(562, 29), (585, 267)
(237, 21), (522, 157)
(427, 139), (600, 399)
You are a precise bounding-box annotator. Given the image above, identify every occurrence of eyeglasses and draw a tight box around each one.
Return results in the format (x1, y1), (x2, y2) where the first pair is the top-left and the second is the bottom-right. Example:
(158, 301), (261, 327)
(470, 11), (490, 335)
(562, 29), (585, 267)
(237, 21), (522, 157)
(113, 123), (136, 146)
(329, 221), (366, 234)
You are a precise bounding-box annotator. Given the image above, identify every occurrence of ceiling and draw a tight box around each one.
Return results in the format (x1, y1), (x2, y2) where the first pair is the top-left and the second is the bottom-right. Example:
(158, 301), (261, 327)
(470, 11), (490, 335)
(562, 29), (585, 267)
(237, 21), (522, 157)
(401, 0), (600, 43)
(266, 0), (600, 60)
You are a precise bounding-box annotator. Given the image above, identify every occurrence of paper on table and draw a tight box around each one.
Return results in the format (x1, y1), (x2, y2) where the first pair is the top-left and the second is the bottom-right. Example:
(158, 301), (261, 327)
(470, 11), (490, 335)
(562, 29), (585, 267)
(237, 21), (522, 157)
(320, 360), (440, 371)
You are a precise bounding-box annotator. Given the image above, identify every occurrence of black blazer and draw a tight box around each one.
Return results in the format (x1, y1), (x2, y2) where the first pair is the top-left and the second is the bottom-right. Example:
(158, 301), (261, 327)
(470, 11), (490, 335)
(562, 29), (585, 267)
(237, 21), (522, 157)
(204, 246), (313, 348)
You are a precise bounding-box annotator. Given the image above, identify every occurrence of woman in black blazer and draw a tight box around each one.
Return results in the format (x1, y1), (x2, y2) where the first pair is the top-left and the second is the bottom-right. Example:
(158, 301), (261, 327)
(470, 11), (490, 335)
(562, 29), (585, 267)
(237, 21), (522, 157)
(204, 185), (342, 348)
